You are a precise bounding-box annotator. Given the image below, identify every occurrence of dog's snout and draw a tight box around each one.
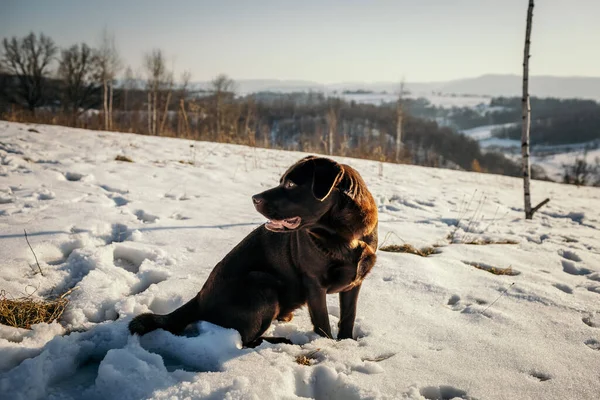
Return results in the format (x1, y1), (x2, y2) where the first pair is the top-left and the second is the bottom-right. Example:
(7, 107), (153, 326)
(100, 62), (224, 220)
(252, 195), (263, 206)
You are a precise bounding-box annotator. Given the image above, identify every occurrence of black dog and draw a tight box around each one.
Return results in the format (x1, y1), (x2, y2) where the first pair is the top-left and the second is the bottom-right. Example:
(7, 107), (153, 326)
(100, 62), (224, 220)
(129, 156), (378, 346)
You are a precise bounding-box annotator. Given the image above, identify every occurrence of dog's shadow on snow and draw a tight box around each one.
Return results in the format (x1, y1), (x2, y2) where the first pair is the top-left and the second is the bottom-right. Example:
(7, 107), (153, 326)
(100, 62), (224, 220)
(0, 222), (261, 240)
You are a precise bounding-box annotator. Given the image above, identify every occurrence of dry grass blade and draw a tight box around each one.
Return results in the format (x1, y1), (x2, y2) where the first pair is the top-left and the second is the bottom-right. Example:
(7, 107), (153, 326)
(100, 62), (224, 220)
(465, 261), (520, 276)
(24, 229), (44, 276)
(115, 155), (134, 162)
(0, 288), (77, 329)
(462, 239), (518, 245)
(379, 243), (437, 257)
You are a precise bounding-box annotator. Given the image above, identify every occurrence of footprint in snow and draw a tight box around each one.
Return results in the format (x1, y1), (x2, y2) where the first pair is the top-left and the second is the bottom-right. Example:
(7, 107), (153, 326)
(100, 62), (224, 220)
(104, 193), (129, 207)
(561, 260), (592, 276)
(113, 244), (156, 273)
(587, 273), (600, 282)
(169, 212), (190, 220)
(447, 294), (461, 307)
(129, 269), (169, 296)
(584, 339), (600, 351)
(64, 172), (90, 182)
(37, 189), (55, 200)
(583, 314), (600, 328)
(111, 243), (170, 295)
(418, 385), (472, 400)
(529, 371), (552, 382)
(560, 249), (582, 262)
(552, 283), (573, 294)
(587, 286), (600, 295)
(135, 209), (159, 223)
(99, 184), (129, 194)
(107, 223), (129, 244)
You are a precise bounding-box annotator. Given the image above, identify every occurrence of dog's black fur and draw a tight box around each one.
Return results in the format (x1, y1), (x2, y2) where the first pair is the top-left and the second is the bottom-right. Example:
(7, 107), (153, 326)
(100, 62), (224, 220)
(129, 156), (378, 346)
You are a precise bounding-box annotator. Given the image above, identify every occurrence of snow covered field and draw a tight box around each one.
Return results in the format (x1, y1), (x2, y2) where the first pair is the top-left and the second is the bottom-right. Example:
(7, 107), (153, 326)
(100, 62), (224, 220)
(1, 122), (599, 400)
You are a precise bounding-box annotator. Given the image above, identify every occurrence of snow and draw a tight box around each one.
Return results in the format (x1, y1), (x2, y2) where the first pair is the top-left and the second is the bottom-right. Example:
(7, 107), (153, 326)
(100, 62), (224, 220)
(461, 124), (600, 182)
(530, 148), (600, 183)
(1, 121), (600, 400)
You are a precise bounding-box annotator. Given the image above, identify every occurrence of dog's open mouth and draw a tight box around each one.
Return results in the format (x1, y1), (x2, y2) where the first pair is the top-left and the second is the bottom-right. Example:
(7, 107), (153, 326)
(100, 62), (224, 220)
(265, 216), (302, 231)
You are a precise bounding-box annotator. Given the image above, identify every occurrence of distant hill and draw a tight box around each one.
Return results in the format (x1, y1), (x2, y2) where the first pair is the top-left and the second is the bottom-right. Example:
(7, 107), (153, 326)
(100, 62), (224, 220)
(425, 75), (600, 100)
(190, 75), (600, 100)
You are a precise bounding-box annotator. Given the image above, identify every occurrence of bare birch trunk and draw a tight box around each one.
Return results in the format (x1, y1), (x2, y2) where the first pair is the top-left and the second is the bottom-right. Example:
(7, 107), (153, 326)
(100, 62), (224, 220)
(147, 92), (152, 134)
(327, 107), (336, 156)
(108, 82), (113, 130)
(216, 96), (221, 141)
(521, 0), (549, 219)
(395, 82), (405, 162)
(152, 90), (158, 135)
(159, 90), (172, 135)
(103, 79), (108, 130)
(180, 99), (190, 136)
(244, 103), (253, 146)
(395, 104), (403, 162)
(124, 87), (128, 112)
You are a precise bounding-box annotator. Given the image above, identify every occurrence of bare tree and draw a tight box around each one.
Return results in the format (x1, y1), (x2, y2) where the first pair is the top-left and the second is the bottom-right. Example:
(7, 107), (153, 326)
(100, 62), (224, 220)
(244, 96), (257, 146)
(326, 104), (338, 155)
(97, 29), (121, 130)
(121, 66), (136, 112)
(521, 0), (549, 219)
(57, 43), (100, 116)
(395, 80), (406, 162)
(144, 49), (170, 135)
(179, 70), (192, 97)
(562, 152), (599, 186)
(210, 74), (235, 139)
(178, 70), (192, 136)
(0, 32), (57, 112)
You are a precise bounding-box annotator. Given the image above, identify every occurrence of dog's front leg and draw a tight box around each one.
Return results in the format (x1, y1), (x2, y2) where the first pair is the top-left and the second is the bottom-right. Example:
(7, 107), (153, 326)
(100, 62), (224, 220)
(304, 278), (333, 338)
(337, 284), (361, 339)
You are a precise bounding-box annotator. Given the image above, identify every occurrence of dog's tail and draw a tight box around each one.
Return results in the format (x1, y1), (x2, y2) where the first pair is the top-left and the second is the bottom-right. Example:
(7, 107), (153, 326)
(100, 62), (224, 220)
(128, 296), (203, 336)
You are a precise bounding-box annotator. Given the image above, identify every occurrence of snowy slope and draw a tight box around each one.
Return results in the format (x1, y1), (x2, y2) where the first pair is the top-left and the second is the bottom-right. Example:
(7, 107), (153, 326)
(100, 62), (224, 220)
(1, 122), (599, 400)
(531, 149), (600, 183)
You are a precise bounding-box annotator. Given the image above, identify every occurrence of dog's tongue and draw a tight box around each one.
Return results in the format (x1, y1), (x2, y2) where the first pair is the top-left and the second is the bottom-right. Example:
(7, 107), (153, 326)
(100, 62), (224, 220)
(267, 217), (301, 230)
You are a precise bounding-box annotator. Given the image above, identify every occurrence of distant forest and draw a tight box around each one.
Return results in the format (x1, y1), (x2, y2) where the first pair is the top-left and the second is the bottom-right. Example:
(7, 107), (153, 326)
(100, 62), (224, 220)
(2, 31), (596, 180)
(489, 98), (600, 145)
(403, 96), (600, 145)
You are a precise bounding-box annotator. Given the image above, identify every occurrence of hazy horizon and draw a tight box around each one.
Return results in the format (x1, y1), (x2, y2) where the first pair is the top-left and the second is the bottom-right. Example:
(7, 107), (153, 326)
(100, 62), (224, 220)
(2, 0), (600, 83)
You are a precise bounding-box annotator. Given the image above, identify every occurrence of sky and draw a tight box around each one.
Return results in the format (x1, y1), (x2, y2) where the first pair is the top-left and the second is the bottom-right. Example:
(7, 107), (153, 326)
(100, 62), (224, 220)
(1, 0), (599, 84)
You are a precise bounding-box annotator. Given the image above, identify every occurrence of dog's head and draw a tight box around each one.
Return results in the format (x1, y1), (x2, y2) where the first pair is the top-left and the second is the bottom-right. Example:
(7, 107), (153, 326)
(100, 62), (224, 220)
(252, 156), (344, 232)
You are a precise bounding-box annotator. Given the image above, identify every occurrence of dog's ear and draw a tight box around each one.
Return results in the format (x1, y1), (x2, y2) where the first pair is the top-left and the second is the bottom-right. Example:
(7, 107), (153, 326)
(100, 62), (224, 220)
(312, 158), (344, 201)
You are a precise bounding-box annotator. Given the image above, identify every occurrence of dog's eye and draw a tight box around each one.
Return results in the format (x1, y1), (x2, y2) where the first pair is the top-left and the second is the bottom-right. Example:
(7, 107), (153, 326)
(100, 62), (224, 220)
(284, 180), (296, 189)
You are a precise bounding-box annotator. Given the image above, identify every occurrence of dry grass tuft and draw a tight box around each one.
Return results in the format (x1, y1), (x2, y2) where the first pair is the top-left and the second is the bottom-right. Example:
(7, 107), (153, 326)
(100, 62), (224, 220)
(295, 349), (320, 366)
(0, 288), (76, 329)
(379, 244), (437, 257)
(115, 155), (134, 162)
(462, 239), (518, 245)
(465, 262), (519, 276)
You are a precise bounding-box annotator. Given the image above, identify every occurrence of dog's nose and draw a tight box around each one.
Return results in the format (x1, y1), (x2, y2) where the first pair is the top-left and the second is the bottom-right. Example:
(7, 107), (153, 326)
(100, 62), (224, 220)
(252, 195), (263, 206)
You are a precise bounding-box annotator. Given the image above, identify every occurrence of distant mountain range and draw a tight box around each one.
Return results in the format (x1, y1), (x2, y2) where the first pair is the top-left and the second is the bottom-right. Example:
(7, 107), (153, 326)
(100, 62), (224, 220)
(189, 74), (600, 100)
